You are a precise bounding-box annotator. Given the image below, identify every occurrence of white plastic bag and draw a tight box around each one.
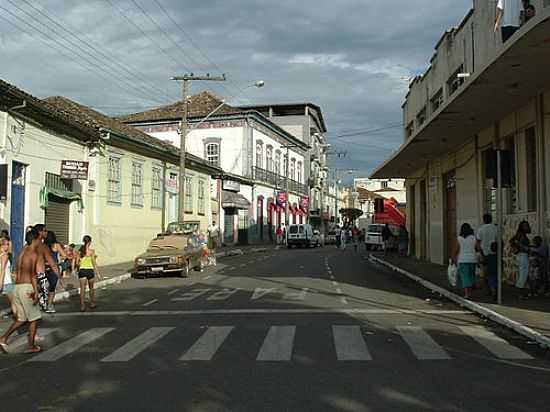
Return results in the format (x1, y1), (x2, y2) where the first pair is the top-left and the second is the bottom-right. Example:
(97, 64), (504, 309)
(447, 260), (457, 287)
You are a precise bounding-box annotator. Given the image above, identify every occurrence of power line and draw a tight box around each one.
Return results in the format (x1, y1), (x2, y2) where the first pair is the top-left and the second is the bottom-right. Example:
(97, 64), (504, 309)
(329, 124), (403, 140)
(17, 0), (175, 103)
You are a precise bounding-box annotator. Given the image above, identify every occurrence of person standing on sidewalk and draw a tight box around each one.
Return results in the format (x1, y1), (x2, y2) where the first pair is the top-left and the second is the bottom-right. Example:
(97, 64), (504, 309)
(44, 231), (66, 313)
(510, 221), (531, 292)
(207, 221), (220, 266)
(452, 223), (478, 299)
(476, 213), (498, 295)
(276, 225), (283, 245)
(398, 225), (409, 257)
(77, 235), (101, 312)
(0, 229), (43, 354)
(0, 238), (16, 318)
(382, 224), (392, 256)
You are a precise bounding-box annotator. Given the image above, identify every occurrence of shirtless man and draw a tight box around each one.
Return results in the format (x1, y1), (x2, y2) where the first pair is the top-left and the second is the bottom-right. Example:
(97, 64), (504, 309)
(33, 224), (61, 311)
(0, 229), (43, 354)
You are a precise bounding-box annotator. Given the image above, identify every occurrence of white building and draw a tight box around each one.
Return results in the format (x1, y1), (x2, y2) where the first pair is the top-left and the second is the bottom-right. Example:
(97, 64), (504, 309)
(354, 178), (407, 204)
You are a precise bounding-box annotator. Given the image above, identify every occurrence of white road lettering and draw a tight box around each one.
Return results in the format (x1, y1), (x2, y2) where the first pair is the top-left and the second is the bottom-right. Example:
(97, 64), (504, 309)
(283, 288), (309, 301)
(171, 288), (212, 302)
(251, 287), (278, 300)
(207, 288), (241, 301)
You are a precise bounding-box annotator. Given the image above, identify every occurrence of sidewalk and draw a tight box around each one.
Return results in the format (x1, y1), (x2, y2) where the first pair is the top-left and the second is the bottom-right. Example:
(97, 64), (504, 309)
(371, 252), (550, 347)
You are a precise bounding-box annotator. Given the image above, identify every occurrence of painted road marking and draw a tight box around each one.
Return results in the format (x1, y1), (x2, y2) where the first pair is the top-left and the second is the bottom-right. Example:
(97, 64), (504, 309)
(180, 326), (234, 361)
(257, 326), (296, 361)
(397, 326), (450, 360)
(340, 297), (348, 305)
(460, 326), (534, 360)
(10, 328), (57, 351)
(143, 299), (158, 307)
(207, 288), (240, 301)
(167, 289), (180, 296)
(333, 326), (372, 360)
(203, 275), (212, 280)
(251, 287), (278, 300)
(335, 288), (343, 294)
(101, 327), (174, 362)
(283, 288), (309, 301)
(172, 288), (212, 302)
(29, 328), (114, 362)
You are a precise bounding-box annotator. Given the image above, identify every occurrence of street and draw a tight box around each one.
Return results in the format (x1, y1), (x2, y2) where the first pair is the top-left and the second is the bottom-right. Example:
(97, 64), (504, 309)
(1, 247), (550, 412)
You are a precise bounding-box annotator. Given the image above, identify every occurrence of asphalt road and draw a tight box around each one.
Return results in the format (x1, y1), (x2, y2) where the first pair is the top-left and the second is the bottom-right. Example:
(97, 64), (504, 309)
(1, 246), (550, 412)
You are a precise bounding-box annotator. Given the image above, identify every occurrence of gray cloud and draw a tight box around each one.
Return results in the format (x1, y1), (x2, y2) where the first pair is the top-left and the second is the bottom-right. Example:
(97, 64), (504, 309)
(0, 0), (473, 178)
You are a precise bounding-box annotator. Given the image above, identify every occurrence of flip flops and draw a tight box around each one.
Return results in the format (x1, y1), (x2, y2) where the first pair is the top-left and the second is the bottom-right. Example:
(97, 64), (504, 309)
(24, 346), (41, 354)
(0, 342), (8, 354)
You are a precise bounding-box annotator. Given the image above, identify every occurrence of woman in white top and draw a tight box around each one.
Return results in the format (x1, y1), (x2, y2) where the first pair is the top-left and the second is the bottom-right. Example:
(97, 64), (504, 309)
(452, 223), (478, 299)
(0, 238), (16, 317)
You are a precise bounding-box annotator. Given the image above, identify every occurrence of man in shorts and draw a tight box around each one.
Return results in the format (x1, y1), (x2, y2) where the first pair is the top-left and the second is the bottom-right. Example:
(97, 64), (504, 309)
(33, 224), (61, 312)
(0, 228), (43, 354)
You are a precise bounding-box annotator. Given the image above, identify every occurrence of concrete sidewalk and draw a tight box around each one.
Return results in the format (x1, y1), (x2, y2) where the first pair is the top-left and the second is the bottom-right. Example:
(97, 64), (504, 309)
(371, 253), (550, 348)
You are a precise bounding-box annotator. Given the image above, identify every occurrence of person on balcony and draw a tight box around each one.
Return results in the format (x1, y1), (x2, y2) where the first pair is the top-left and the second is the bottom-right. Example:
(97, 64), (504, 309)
(520, 0), (536, 25)
(494, 0), (522, 43)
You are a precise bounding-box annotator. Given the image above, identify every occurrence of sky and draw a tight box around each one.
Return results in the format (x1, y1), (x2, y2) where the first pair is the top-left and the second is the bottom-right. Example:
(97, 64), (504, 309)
(0, 0), (473, 178)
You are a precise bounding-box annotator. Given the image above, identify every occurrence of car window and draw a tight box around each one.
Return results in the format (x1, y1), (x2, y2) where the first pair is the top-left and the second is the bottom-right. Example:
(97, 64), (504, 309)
(299, 226), (305, 233)
(289, 226), (299, 234)
(368, 225), (383, 233)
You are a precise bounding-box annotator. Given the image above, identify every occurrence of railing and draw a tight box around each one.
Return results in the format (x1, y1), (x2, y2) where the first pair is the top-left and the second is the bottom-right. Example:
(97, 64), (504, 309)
(45, 172), (72, 192)
(252, 166), (308, 195)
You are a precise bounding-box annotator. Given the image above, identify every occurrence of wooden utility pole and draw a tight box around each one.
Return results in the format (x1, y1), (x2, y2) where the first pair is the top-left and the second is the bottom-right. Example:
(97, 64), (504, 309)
(171, 74), (225, 223)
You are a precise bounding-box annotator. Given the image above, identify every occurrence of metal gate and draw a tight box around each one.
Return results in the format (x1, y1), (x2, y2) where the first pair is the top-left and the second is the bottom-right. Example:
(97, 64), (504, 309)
(237, 209), (249, 245)
(10, 162), (26, 260)
(45, 196), (71, 245)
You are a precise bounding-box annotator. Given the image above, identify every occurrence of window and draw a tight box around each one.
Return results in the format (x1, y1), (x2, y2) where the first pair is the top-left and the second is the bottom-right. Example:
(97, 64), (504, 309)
(430, 89), (443, 113)
(283, 154), (288, 176)
(107, 155), (122, 204)
(447, 65), (465, 97)
(406, 122), (414, 139)
(290, 158), (296, 181)
(131, 161), (144, 207)
(416, 106), (427, 128)
(266, 145), (273, 172)
(151, 166), (163, 209)
(184, 176), (193, 212)
(381, 181), (388, 189)
(256, 141), (263, 169)
(198, 179), (206, 215)
(206, 143), (220, 166)
(525, 128), (537, 212)
(275, 150), (281, 175)
(297, 161), (302, 183)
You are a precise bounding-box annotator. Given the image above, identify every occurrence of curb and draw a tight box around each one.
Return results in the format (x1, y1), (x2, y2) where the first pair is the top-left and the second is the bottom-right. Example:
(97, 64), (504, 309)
(369, 254), (550, 349)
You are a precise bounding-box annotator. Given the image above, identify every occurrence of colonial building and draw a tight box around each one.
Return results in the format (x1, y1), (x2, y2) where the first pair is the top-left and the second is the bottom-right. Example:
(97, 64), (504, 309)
(371, 1), (550, 283)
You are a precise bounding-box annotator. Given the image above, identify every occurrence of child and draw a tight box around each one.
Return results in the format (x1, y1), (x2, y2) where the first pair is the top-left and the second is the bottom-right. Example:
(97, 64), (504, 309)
(485, 242), (498, 301)
(530, 236), (548, 296)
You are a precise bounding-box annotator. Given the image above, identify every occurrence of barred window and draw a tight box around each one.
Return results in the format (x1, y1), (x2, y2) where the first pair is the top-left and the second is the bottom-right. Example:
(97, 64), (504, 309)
(256, 141), (263, 169)
(206, 143), (220, 166)
(151, 166), (163, 209)
(290, 158), (296, 181)
(275, 150), (281, 175)
(198, 180), (206, 214)
(297, 161), (302, 183)
(107, 156), (122, 204)
(131, 161), (144, 207)
(185, 176), (193, 212)
(266, 145), (273, 172)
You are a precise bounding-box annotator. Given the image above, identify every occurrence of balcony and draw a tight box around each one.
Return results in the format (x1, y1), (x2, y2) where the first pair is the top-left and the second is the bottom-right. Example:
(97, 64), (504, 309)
(252, 166), (308, 195)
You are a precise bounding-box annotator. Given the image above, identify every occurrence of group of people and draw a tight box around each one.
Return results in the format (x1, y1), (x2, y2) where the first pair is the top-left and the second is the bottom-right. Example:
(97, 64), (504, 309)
(494, 0), (537, 43)
(381, 224), (409, 257)
(335, 225), (363, 252)
(0, 225), (100, 354)
(452, 214), (549, 300)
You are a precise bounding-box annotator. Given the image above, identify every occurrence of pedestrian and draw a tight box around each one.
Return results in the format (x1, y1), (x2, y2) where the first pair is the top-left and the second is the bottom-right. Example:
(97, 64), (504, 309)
(494, 0), (522, 43)
(0, 229), (12, 255)
(0, 228), (43, 354)
(32, 224), (61, 312)
(76, 235), (101, 312)
(44, 231), (66, 313)
(485, 242), (499, 301)
(382, 224), (392, 256)
(63, 243), (77, 276)
(0, 238), (16, 318)
(398, 225), (409, 257)
(529, 236), (547, 296)
(335, 226), (342, 249)
(452, 223), (478, 299)
(276, 225), (283, 245)
(207, 221), (220, 266)
(520, 0), (536, 25)
(510, 220), (531, 293)
(476, 213), (498, 295)
(352, 227), (359, 252)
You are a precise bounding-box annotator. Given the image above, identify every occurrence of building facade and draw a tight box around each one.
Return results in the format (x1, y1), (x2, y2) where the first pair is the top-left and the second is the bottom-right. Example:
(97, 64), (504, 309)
(372, 1), (550, 283)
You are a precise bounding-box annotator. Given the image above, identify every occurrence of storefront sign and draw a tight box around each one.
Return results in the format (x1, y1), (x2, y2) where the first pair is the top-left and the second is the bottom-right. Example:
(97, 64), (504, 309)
(222, 180), (240, 192)
(60, 160), (89, 180)
(166, 172), (178, 194)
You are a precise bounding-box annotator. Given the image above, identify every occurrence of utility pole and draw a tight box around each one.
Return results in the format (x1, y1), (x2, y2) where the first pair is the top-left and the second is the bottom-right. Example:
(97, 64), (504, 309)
(171, 74), (225, 223)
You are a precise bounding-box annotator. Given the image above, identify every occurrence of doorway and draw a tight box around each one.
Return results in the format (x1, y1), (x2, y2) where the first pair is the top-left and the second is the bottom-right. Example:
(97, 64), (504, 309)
(10, 162), (26, 261)
(444, 171), (457, 262)
(419, 180), (427, 259)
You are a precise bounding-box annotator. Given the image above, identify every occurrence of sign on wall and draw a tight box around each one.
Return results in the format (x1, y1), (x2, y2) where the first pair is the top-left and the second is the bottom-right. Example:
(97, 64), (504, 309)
(60, 160), (89, 180)
(166, 172), (178, 194)
(223, 180), (241, 192)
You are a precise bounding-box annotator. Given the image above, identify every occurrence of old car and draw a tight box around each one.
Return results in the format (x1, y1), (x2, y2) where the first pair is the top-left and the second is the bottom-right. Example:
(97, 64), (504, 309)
(132, 221), (204, 278)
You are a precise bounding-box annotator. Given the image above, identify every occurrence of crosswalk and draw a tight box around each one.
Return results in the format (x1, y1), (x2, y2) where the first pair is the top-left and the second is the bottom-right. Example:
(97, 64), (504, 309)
(5, 325), (534, 363)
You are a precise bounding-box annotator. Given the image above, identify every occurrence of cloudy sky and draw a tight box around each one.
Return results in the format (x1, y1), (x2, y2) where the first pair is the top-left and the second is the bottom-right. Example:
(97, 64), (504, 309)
(0, 0), (472, 178)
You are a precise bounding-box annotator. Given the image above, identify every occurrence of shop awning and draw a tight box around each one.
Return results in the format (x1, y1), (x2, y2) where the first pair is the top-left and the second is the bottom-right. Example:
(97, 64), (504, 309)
(39, 186), (84, 211)
(221, 190), (250, 209)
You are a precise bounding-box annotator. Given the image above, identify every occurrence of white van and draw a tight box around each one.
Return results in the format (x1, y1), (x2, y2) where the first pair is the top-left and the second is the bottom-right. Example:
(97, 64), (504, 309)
(287, 224), (321, 248)
(365, 223), (399, 250)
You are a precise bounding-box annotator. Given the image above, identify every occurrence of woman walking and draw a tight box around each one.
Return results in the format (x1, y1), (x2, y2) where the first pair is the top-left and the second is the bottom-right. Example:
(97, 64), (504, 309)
(44, 231), (66, 313)
(510, 220), (531, 292)
(452, 223), (478, 299)
(77, 235), (101, 311)
(0, 238), (16, 318)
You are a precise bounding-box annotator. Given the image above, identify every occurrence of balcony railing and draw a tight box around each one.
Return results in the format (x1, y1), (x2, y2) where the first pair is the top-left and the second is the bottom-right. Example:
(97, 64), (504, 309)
(252, 166), (308, 195)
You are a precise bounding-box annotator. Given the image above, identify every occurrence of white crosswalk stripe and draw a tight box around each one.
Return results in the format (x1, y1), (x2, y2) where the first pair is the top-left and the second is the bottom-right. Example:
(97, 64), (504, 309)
(333, 326), (372, 360)
(397, 326), (450, 360)
(459, 326), (534, 359)
(257, 326), (296, 361)
(9, 328), (57, 352)
(29, 328), (114, 362)
(180, 326), (234, 361)
(101, 327), (174, 362)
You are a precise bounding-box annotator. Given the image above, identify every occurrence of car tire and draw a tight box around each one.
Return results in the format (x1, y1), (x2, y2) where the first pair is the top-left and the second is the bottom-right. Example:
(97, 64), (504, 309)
(180, 261), (190, 277)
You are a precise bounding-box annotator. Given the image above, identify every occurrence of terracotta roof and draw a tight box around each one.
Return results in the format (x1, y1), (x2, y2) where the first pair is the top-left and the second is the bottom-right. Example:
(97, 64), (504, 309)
(374, 187), (402, 193)
(117, 91), (241, 123)
(356, 187), (381, 200)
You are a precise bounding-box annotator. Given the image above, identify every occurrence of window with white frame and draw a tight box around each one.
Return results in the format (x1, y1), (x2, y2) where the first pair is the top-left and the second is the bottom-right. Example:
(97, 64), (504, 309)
(290, 158), (296, 181)
(151, 166), (163, 209)
(131, 161), (144, 207)
(283, 154), (288, 176)
(107, 155), (122, 204)
(198, 179), (206, 214)
(205, 142), (220, 166)
(381, 181), (388, 189)
(297, 161), (302, 183)
(184, 176), (193, 212)
(256, 141), (263, 169)
(274, 150), (281, 175)
(266, 145), (273, 172)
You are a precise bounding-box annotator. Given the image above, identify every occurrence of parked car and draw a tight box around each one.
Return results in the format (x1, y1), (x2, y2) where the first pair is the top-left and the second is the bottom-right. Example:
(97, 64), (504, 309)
(365, 223), (399, 250)
(287, 224), (321, 248)
(132, 221), (204, 278)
